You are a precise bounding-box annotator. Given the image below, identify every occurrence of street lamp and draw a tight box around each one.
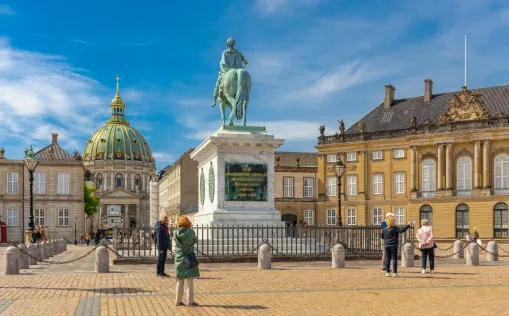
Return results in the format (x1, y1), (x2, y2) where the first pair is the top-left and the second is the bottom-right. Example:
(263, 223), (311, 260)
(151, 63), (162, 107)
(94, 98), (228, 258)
(74, 216), (79, 245)
(23, 146), (39, 244)
(332, 154), (346, 227)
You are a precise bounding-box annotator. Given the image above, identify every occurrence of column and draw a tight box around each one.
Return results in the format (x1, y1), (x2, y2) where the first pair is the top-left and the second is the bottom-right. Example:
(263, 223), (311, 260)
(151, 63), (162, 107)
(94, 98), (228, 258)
(437, 144), (444, 190)
(98, 204), (103, 229)
(124, 205), (129, 229)
(124, 172), (129, 190)
(410, 146), (417, 192)
(483, 140), (491, 188)
(131, 173), (135, 191)
(111, 172), (115, 190)
(136, 204), (140, 228)
(445, 143), (453, 190)
(474, 140), (481, 189)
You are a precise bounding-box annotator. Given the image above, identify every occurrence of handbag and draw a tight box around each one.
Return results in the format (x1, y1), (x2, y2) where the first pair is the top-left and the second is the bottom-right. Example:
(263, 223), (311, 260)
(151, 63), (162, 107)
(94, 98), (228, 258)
(176, 237), (199, 268)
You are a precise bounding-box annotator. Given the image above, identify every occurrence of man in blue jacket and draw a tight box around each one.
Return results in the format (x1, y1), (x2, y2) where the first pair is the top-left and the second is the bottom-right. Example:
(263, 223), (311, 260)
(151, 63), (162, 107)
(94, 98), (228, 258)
(155, 215), (171, 277)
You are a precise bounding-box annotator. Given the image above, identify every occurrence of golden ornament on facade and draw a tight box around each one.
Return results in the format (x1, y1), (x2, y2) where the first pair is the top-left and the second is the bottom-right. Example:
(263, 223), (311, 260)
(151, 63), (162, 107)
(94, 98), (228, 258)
(97, 152), (104, 158)
(116, 149), (122, 158)
(439, 87), (489, 123)
(134, 152), (140, 159)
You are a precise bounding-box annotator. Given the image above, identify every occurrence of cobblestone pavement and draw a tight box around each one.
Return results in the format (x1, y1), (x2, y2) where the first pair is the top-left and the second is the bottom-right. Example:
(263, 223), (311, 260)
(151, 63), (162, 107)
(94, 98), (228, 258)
(0, 245), (509, 315)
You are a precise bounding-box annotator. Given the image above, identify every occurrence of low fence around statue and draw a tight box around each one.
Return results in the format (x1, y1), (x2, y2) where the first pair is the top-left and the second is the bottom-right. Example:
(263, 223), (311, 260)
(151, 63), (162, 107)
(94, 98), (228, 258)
(112, 225), (414, 261)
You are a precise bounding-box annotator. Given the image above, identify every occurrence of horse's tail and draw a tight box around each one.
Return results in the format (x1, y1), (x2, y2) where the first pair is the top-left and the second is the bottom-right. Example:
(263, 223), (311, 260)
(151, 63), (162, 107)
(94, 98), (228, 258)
(235, 69), (251, 120)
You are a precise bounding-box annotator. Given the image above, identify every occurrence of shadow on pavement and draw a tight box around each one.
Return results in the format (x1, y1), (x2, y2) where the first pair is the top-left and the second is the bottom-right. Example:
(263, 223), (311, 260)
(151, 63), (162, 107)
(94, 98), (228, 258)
(0, 286), (148, 294)
(194, 305), (267, 310)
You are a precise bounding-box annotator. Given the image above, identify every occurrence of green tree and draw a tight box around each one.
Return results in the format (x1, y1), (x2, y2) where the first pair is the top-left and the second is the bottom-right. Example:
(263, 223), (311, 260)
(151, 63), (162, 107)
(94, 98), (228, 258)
(84, 181), (100, 232)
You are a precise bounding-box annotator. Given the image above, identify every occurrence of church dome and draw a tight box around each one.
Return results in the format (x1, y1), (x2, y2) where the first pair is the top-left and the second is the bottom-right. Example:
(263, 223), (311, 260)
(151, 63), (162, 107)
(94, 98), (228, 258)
(83, 77), (154, 165)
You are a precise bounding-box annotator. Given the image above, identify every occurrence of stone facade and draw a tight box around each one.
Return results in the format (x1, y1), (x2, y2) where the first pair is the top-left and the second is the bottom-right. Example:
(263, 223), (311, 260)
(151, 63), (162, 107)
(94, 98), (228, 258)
(316, 81), (509, 239)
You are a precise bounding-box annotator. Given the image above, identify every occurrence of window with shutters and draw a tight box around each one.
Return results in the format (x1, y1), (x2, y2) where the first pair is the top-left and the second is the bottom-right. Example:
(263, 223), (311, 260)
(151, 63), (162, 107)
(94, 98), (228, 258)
(456, 157), (472, 195)
(7, 208), (18, 226)
(327, 209), (337, 225)
(421, 160), (436, 197)
(494, 203), (508, 238)
(347, 208), (357, 225)
(7, 173), (18, 194)
(303, 210), (314, 225)
(373, 208), (383, 225)
(456, 204), (470, 238)
(58, 173), (70, 194)
(34, 209), (45, 226)
(303, 178), (314, 198)
(494, 155), (509, 195)
(347, 175), (357, 196)
(327, 177), (337, 196)
(283, 177), (294, 197)
(372, 174), (383, 195)
(393, 172), (405, 194)
(34, 173), (46, 194)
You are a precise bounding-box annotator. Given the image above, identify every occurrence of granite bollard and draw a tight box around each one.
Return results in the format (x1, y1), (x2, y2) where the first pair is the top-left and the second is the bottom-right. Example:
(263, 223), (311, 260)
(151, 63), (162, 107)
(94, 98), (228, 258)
(37, 243), (44, 262)
(95, 246), (109, 273)
(401, 242), (414, 267)
(43, 242), (49, 259)
(487, 241), (498, 262)
(28, 244), (38, 265)
(454, 240), (464, 259)
(3, 246), (20, 275)
(332, 244), (345, 268)
(258, 244), (271, 269)
(48, 240), (54, 257)
(19, 243), (29, 269)
(466, 243), (479, 266)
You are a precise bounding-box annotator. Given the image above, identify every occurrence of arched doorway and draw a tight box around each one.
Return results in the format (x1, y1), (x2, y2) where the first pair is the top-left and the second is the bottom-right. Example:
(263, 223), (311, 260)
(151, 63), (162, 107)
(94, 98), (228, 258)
(282, 214), (297, 237)
(455, 204), (469, 238)
(494, 203), (508, 238)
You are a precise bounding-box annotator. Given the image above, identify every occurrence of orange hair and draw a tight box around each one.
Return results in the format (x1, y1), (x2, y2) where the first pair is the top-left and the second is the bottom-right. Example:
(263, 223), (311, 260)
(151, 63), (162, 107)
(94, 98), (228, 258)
(177, 216), (192, 228)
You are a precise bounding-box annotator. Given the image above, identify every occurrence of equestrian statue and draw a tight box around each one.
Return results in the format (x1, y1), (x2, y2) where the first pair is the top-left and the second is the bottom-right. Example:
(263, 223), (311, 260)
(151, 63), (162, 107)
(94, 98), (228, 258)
(212, 37), (252, 126)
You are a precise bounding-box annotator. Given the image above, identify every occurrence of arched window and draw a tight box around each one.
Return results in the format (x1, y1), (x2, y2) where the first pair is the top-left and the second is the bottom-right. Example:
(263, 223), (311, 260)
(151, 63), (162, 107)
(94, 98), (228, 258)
(96, 173), (104, 188)
(456, 157), (472, 195)
(494, 154), (509, 194)
(135, 174), (142, 189)
(422, 160), (436, 197)
(115, 173), (123, 188)
(456, 204), (469, 238)
(420, 205), (433, 227)
(494, 203), (508, 238)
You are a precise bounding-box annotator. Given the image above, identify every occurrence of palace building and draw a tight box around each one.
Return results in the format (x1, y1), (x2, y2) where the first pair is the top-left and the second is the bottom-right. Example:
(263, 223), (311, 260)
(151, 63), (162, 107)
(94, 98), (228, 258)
(83, 79), (157, 230)
(316, 80), (509, 239)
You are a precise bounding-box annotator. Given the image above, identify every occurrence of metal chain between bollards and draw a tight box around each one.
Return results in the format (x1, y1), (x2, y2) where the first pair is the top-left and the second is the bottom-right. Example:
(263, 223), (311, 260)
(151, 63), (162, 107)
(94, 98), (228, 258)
(12, 243), (99, 265)
(477, 244), (509, 258)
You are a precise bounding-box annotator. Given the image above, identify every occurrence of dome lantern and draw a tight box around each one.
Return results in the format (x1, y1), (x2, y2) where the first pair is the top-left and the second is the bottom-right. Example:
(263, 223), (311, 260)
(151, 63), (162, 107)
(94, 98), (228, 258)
(109, 74), (127, 123)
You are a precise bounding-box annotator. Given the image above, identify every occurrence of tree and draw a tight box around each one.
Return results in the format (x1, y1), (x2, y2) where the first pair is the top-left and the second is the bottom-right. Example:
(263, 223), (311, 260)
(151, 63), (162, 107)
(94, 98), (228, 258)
(84, 181), (100, 233)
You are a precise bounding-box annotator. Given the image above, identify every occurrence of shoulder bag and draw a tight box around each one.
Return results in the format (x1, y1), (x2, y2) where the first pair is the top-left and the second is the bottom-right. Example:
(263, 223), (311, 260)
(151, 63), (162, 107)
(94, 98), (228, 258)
(176, 236), (199, 268)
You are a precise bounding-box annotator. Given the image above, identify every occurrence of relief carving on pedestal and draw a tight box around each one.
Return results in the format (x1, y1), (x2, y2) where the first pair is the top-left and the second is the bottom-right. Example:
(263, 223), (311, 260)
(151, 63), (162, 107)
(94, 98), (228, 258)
(439, 87), (489, 123)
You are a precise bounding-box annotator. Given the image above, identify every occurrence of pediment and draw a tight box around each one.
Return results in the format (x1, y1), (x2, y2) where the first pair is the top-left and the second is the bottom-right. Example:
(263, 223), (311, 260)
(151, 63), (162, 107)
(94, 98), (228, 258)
(100, 188), (139, 198)
(439, 87), (489, 123)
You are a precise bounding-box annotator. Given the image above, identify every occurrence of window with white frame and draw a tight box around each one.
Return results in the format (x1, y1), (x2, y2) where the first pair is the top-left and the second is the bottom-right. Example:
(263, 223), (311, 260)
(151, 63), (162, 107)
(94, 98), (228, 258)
(422, 160), (436, 192)
(326, 155), (337, 163)
(372, 174), (383, 195)
(393, 149), (405, 159)
(373, 207), (383, 225)
(394, 172), (405, 194)
(303, 178), (314, 198)
(394, 207), (405, 225)
(347, 208), (357, 225)
(457, 157), (473, 192)
(34, 209), (45, 226)
(346, 152), (357, 162)
(58, 208), (70, 226)
(347, 175), (357, 195)
(283, 177), (294, 197)
(327, 209), (337, 225)
(58, 173), (70, 194)
(7, 173), (18, 194)
(7, 208), (18, 226)
(495, 154), (509, 191)
(327, 177), (337, 196)
(303, 209), (314, 225)
(372, 151), (383, 160)
(34, 172), (46, 194)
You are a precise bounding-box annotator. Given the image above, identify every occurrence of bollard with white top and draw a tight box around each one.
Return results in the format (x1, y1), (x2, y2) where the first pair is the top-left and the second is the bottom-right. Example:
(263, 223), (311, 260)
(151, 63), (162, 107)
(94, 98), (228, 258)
(19, 243), (30, 269)
(95, 245), (110, 273)
(28, 244), (38, 265)
(487, 241), (498, 262)
(258, 244), (272, 269)
(401, 242), (414, 267)
(332, 244), (345, 268)
(3, 246), (20, 275)
(454, 240), (464, 259)
(466, 243), (479, 266)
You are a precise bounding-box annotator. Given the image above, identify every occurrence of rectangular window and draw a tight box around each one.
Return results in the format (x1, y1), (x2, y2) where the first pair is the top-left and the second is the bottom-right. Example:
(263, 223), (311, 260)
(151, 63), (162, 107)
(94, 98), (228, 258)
(347, 208), (357, 225)
(372, 174), (383, 195)
(394, 172), (405, 194)
(303, 210), (314, 225)
(303, 178), (314, 198)
(7, 173), (18, 194)
(58, 173), (70, 194)
(326, 155), (337, 163)
(393, 149), (405, 159)
(372, 151), (383, 160)
(373, 208), (383, 225)
(346, 152), (357, 162)
(327, 209), (337, 225)
(347, 176), (357, 196)
(34, 209), (45, 226)
(394, 207), (405, 225)
(34, 172), (46, 194)
(7, 208), (18, 226)
(327, 177), (337, 196)
(58, 209), (70, 226)
(283, 177), (294, 198)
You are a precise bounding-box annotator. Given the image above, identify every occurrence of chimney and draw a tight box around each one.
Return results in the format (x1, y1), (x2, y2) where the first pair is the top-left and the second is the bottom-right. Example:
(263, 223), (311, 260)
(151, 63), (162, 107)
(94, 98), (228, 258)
(384, 84), (395, 108)
(51, 133), (58, 144)
(424, 79), (433, 102)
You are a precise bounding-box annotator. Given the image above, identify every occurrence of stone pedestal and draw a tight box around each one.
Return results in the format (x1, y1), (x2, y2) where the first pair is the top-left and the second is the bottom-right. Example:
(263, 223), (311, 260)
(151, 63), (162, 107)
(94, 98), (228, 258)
(149, 181), (159, 228)
(190, 126), (285, 227)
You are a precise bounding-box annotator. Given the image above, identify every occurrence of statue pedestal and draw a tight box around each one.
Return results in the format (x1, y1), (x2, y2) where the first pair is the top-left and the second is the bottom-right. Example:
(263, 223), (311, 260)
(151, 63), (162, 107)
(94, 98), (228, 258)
(190, 125), (285, 227)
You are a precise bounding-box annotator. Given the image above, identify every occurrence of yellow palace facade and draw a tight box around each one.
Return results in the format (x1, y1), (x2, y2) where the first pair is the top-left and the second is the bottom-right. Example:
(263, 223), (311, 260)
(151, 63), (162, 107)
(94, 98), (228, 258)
(316, 80), (509, 239)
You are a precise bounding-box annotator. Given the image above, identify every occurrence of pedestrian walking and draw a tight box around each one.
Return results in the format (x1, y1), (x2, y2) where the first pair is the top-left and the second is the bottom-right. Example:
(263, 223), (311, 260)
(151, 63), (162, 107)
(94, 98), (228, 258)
(381, 212), (395, 272)
(381, 215), (412, 277)
(80, 234), (84, 245)
(174, 216), (200, 307)
(39, 225), (46, 243)
(416, 219), (436, 274)
(94, 229), (102, 245)
(31, 227), (41, 244)
(85, 233), (91, 246)
(155, 215), (171, 277)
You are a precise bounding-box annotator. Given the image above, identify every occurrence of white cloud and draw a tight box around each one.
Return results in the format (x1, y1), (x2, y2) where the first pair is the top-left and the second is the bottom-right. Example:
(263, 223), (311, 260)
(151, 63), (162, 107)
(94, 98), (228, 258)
(70, 39), (95, 45)
(153, 152), (173, 164)
(0, 5), (15, 15)
(256, 0), (322, 15)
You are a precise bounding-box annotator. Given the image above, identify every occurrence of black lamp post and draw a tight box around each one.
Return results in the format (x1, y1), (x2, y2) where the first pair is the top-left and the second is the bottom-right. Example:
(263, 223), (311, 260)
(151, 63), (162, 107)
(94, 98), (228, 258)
(23, 146), (39, 244)
(332, 154), (346, 227)
(74, 216), (78, 245)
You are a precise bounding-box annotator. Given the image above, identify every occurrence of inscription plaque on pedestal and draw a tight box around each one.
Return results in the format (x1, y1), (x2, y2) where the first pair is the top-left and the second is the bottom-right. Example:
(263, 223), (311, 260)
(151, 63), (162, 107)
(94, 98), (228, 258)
(225, 163), (268, 201)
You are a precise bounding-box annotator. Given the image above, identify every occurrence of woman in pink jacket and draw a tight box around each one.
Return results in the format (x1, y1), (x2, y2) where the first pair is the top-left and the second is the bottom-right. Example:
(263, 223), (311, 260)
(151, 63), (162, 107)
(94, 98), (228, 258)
(416, 219), (435, 274)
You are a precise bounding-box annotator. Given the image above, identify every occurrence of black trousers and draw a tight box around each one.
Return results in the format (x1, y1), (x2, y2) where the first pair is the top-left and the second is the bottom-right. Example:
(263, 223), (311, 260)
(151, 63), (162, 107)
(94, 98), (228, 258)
(421, 248), (435, 270)
(157, 249), (168, 275)
(385, 246), (398, 273)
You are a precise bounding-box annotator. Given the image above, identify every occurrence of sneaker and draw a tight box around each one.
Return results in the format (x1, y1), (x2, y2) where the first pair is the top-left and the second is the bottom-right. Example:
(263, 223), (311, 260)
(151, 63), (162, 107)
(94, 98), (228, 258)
(421, 269), (427, 274)
(175, 302), (184, 306)
(188, 302), (200, 307)
(430, 270), (435, 274)
(386, 273), (390, 277)
(381, 268), (386, 272)
(161, 273), (170, 277)
(393, 273), (400, 277)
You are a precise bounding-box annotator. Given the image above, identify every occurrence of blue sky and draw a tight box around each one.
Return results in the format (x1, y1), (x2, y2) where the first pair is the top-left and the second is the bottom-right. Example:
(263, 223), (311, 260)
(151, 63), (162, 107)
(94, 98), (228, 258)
(1, 0), (509, 169)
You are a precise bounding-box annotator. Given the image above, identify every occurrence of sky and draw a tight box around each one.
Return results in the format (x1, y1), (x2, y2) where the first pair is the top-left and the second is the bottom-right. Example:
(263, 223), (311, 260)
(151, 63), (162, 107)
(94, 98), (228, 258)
(1, 0), (509, 170)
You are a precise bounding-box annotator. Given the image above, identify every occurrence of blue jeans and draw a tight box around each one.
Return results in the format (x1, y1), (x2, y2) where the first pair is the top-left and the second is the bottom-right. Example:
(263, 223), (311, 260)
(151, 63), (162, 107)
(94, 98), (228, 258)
(157, 249), (168, 275)
(421, 248), (435, 270)
(385, 246), (398, 273)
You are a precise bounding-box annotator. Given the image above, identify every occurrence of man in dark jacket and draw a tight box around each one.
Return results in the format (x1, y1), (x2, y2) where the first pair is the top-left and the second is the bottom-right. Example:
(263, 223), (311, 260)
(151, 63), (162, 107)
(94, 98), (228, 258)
(381, 217), (413, 277)
(155, 215), (171, 277)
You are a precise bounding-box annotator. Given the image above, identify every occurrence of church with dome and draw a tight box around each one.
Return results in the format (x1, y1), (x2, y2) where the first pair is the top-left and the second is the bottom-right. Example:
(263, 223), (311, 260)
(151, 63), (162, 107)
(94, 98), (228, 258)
(83, 77), (157, 230)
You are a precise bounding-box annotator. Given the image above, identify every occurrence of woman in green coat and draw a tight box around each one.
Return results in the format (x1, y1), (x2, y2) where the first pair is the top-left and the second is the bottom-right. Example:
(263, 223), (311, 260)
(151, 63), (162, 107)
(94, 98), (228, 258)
(174, 216), (200, 307)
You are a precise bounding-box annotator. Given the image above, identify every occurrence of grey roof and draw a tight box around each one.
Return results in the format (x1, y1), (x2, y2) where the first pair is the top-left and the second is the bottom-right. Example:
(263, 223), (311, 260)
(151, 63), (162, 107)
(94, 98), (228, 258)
(36, 143), (74, 160)
(275, 151), (317, 167)
(346, 85), (509, 134)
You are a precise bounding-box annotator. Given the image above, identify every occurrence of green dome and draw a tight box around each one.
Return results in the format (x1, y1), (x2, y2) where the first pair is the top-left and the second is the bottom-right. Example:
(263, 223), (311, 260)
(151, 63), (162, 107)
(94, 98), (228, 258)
(83, 79), (154, 164)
